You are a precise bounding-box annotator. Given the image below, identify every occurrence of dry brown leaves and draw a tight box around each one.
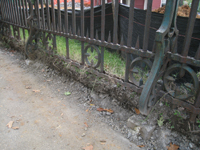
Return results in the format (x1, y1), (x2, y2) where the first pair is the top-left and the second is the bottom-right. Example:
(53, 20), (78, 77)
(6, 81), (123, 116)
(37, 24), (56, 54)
(134, 108), (140, 114)
(12, 126), (19, 130)
(6, 121), (14, 128)
(84, 122), (88, 128)
(25, 86), (31, 89)
(32, 90), (40, 93)
(97, 108), (114, 113)
(167, 143), (179, 150)
(83, 145), (93, 150)
(137, 145), (145, 148)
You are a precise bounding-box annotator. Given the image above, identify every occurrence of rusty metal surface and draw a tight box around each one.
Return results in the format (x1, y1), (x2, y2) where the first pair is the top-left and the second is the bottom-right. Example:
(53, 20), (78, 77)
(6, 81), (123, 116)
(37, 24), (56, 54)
(0, 0), (199, 122)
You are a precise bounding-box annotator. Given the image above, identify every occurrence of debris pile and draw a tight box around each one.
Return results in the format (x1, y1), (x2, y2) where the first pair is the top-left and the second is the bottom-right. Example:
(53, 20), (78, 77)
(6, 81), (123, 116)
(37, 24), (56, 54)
(153, 5), (200, 19)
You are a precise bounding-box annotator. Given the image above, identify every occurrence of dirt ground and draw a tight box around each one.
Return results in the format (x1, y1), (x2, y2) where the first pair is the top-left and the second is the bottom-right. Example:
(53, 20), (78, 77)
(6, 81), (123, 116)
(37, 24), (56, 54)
(0, 44), (140, 149)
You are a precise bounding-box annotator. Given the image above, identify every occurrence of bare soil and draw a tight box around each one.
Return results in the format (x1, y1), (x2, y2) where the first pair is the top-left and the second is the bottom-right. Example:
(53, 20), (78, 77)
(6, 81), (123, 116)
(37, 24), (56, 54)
(0, 42), (140, 150)
(1, 37), (200, 150)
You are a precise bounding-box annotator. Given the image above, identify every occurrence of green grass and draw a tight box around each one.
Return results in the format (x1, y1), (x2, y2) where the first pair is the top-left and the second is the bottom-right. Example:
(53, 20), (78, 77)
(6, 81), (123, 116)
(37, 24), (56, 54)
(11, 26), (125, 78)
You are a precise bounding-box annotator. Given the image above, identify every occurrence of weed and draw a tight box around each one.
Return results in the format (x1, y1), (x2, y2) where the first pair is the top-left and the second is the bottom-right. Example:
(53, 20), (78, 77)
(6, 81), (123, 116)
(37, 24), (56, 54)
(157, 115), (164, 127)
(171, 125), (175, 129)
(173, 110), (183, 121)
(130, 92), (136, 98)
(117, 82), (121, 88)
(165, 102), (170, 107)
(197, 119), (200, 128)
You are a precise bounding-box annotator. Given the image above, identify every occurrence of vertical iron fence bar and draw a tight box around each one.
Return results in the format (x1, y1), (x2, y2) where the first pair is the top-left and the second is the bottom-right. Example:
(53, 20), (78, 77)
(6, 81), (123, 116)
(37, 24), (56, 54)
(19, 0), (24, 27)
(190, 90), (200, 123)
(4, 0), (8, 21)
(9, 0), (14, 24)
(81, 0), (84, 64)
(19, 0), (25, 41)
(182, 0), (199, 57)
(8, 0), (12, 36)
(46, 0), (50, 30)
(25, 0), (28, 25)
(14, 0), (21, 39)
(41, 0), (45, 29)
(10, 0), (15, 25)
(72, 0), (76, 35)
(2, 0), (6, 21)
(113, 0), (119, 44)
(10, 0), (16, 36)
(64, 0), (69, 59)
(57, 0), (61, 32)
(125, 0), (135, 82)
(25, 0), (30, 35)
(22, 0), (27, 27)
(90, 0), (94, 39)
(0, 0), (4, 21)
(51, 0), (57, 51)
(40, 0), (45, 47)
(143, 0), (152, 51)
(16, 0), (21, 26)
(5, 1), (10, 34)
(22, 0), (27, 41)
(100, 0), (105, 73)
(36, 0), (41, 29)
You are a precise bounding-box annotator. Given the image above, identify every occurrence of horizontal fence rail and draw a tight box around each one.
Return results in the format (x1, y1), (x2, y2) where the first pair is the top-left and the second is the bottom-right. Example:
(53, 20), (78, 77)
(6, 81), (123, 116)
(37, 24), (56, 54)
(0, 0), (200, 122)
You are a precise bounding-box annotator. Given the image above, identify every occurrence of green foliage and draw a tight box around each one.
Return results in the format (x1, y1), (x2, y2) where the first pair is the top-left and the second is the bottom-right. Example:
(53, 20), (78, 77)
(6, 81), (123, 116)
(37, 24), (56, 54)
(64, 91), (71, 96)
(157, 115), (164, 127)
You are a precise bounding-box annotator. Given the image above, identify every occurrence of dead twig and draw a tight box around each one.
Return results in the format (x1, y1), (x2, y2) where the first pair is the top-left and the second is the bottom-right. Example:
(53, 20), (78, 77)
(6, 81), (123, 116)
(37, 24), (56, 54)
(189, 130), (200, 133)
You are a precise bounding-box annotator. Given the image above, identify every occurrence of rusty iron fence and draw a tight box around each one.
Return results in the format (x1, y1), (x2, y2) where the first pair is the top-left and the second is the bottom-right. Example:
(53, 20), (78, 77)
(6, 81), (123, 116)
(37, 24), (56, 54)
(0, 0), (200, 122)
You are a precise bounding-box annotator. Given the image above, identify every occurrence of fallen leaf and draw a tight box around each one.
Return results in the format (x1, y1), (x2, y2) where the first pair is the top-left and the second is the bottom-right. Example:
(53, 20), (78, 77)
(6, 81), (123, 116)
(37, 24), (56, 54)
(58, 89), (60, 92)
(61, 113), (63, 116)
(100, 142), (106, 145)
(137, 145), (145, 148)
(86, 109), (89, 112)
(59, 133), (62, 137)
(25, 86), (31, 89)
(83, 145), (93, 150)
(47, 80), (51, 82)
(167, 143), (179, 150)
(104, 109), (114, 113)
(90, 104), (94, 106)
(64, 91), (71, 96)
(84, 122), (88, 128)
(6, 121), (14, 128)
(12, 126), (19, 130)
(100, 140), (106, 145)
(97, 108), (114, 113)
(134, 108), (140, 115)
(32, 90), (40, 93)
(97, 108), (104, 112)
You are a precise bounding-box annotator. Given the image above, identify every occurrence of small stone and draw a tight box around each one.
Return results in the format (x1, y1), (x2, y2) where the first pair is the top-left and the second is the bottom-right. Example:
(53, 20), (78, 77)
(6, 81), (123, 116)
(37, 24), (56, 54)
(140, 125), (156, 140)
(102, 111), (106, 116)
(159, 102), (163, 107)
(84, 128), (88, 131)
(81, 133), (86, 137)
(106, 112), (111, 116)
(25, 59), (33, 65)
(138, 136), (142, 140)
(127, 131), (132, 139)
(127, 115), (142, 129)
(189, 143), (194, 149)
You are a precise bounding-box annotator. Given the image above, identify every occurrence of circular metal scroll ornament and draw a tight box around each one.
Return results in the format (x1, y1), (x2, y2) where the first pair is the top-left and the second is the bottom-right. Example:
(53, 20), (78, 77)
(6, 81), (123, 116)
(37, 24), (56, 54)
(129, 57), (152, 87)
(163, 64), (199, 100)
(84, 44), (101, 69)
